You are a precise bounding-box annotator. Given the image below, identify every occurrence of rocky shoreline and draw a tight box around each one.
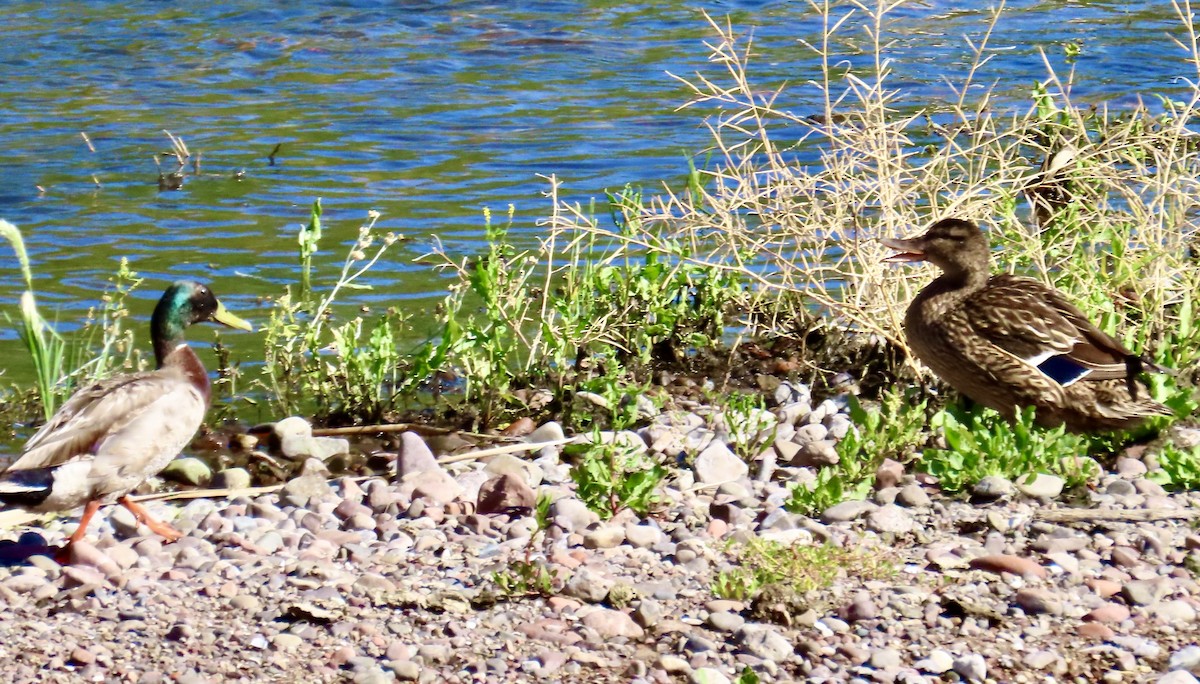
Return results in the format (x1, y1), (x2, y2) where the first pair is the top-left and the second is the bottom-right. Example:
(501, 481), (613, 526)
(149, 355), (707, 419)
(0, 382), (1199, 684)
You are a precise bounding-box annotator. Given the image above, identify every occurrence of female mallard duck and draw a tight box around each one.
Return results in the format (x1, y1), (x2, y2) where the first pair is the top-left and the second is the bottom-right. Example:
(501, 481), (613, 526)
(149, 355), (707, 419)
(0, 281), (252, 554)
(881, 218), (1170, 432)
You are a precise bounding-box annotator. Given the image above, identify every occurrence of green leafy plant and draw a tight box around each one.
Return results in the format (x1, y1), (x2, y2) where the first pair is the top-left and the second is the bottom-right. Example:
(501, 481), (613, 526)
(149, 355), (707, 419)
(919, 405), (1094, 493)
(1147, 443), (1200, 491)
(569, 435), (666, 520)
(492, 493), (559, 598)
(713, 537), (893, 600)
(298, 198), (323, 299)
(719, 392), (778, 462)
(786, 388), (927, 516)
(259, 208), (411, 423)
(0, 219), (67, 420)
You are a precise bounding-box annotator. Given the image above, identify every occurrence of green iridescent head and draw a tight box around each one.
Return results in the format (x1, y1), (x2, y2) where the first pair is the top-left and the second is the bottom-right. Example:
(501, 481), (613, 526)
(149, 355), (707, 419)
(151, 280), (252, 366)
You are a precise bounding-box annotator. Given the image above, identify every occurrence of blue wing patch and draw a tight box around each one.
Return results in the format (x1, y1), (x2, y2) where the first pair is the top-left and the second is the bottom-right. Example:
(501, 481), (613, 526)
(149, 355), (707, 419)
(1037, 355), (1090, 387)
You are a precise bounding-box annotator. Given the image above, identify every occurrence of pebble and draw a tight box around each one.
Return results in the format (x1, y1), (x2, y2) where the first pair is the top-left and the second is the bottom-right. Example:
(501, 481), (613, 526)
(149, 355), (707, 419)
(694, 442), (748, 484)
(161, 457), (213, 486)
(896, 483), (932, 508)
(0, 386), (1194, 684)
(1159, 673), (1200, 684)
(972, 475), (1014, 498)
(820, 500), (877, 523)
(968, 554), (1047, 579)
(1169, 645), (1200, 672)
(583, 525), (626, 549)
(866, 504), (914, 533)
(915, 650), (954, 674)
(581, 609), (644, 639)
(690, 668), (731, 684)
(737, 624), (792, 663)
(952, 654), (987, 682)
(1015, 473), (1064, 499)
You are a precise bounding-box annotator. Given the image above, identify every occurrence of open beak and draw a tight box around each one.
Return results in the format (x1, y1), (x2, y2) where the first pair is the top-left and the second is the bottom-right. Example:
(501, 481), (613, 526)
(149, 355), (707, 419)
(212, 301), (254, 332)
(880, 236), (927, 263)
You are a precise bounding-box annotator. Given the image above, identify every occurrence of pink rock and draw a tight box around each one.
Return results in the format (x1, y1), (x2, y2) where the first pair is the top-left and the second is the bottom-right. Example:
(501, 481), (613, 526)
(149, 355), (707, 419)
(707, 519), (729, 539)
(1086, 579), (1123, 598)
(875, 459), (904, 490)
(401, 469), (463, 505)
(547, 596), (582, 614)
(581, 608), (645, 639)
(477, 473), (536, 514)
(396, 432), (440, 479)
(1077, 622), (1115, 640)
(1111, 546), (1140, 568)
(68, 542), (122, 583)
(1083, 602), (1131, 623)
(968, 554), (1047, 579)
(518, 619), (583, 645)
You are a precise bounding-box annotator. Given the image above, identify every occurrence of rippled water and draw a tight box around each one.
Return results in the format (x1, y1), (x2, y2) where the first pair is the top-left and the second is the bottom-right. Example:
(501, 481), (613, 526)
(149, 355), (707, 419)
(0, 0), (1194, 384)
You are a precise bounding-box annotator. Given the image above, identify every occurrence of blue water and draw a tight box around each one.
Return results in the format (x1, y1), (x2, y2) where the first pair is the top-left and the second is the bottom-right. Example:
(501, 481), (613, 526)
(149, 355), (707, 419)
(0, 0), (1193, 378)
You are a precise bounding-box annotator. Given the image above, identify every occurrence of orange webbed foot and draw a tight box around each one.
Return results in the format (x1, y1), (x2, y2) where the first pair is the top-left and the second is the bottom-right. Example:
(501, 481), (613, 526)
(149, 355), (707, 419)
(118, 496), (184, 543)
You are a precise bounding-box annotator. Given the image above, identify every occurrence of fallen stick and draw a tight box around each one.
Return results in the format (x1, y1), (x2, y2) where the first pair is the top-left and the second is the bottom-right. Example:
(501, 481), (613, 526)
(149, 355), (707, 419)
(1035, 508), (1200, 524)
(435, 438), (575, 465)
(310, 423), (491, 439)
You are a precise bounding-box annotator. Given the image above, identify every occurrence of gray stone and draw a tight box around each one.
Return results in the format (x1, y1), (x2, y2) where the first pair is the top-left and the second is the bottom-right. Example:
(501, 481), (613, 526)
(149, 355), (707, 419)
(690, 668), (731, 684)
(272, 417), (349, 461)
(1150, 600), (1197, 624)
(1159, 673), (1200, 684)
(1016, 473), (1065, 499)
(529, 420), (566, 444)
(280, 474), (334, 507)
(973, 475), (1014, 499)
(550, 497), (600, 533)
(896, 483), (932, 508)
(1024, 650), (1059, 670)
(737, 624), (792, 662)
(694, 441), (748, 484)
(706, 610), (745, 633)
(581, 608), (643, 639)
(953, 654), (987, 682)
(1169, 645), (1200, 672)
(870, 648), (902, 669)
(624, 523), (663, 549)
(915, 649), (955, 674)
(212, 467), (251, 490)
(484, 453), (543, 488)
(1015, 588), (1063, 615)
(583, 525), (625, 549)
(1123, 580), (1164, 606)
(402, 469), (463, 505)
(563, 568), (613, 604)
(792, 440), (839, 467)
(820, 500), (877, 523)
(396, 432), (440, 478)
(633, 598), (664, 629)
(866, 504), (914, 534)
(161, 457), (212, 487)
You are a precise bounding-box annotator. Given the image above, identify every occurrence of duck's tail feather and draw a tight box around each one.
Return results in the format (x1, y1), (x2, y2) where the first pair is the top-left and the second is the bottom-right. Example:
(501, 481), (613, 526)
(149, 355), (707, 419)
(0, 468), (54, 507)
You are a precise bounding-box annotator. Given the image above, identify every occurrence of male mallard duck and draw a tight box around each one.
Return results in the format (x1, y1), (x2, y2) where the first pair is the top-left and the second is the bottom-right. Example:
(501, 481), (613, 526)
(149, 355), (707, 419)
(881, 218), (1170, 432)
(0, 281), (252, 555)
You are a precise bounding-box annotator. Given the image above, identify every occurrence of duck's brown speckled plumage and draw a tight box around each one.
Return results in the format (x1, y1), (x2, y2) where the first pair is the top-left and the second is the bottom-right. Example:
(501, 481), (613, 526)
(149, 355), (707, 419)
(883, 218), (1170, 433)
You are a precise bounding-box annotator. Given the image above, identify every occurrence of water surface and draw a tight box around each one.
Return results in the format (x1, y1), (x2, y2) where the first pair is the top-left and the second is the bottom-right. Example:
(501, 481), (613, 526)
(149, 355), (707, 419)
(0, 0), (1194, 386)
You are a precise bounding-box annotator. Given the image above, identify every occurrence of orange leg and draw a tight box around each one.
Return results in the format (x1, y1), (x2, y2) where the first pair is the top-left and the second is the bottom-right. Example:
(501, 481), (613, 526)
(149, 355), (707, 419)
(55, 499), (102, 564)
(67, 500), (102, 545)
(118, 496), (183, 543)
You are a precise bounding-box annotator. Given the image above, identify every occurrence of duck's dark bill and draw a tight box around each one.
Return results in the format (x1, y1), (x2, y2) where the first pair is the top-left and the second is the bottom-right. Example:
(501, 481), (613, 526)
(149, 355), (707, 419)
(882, 251), (925, 263)
(879, 237), (926, 263)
